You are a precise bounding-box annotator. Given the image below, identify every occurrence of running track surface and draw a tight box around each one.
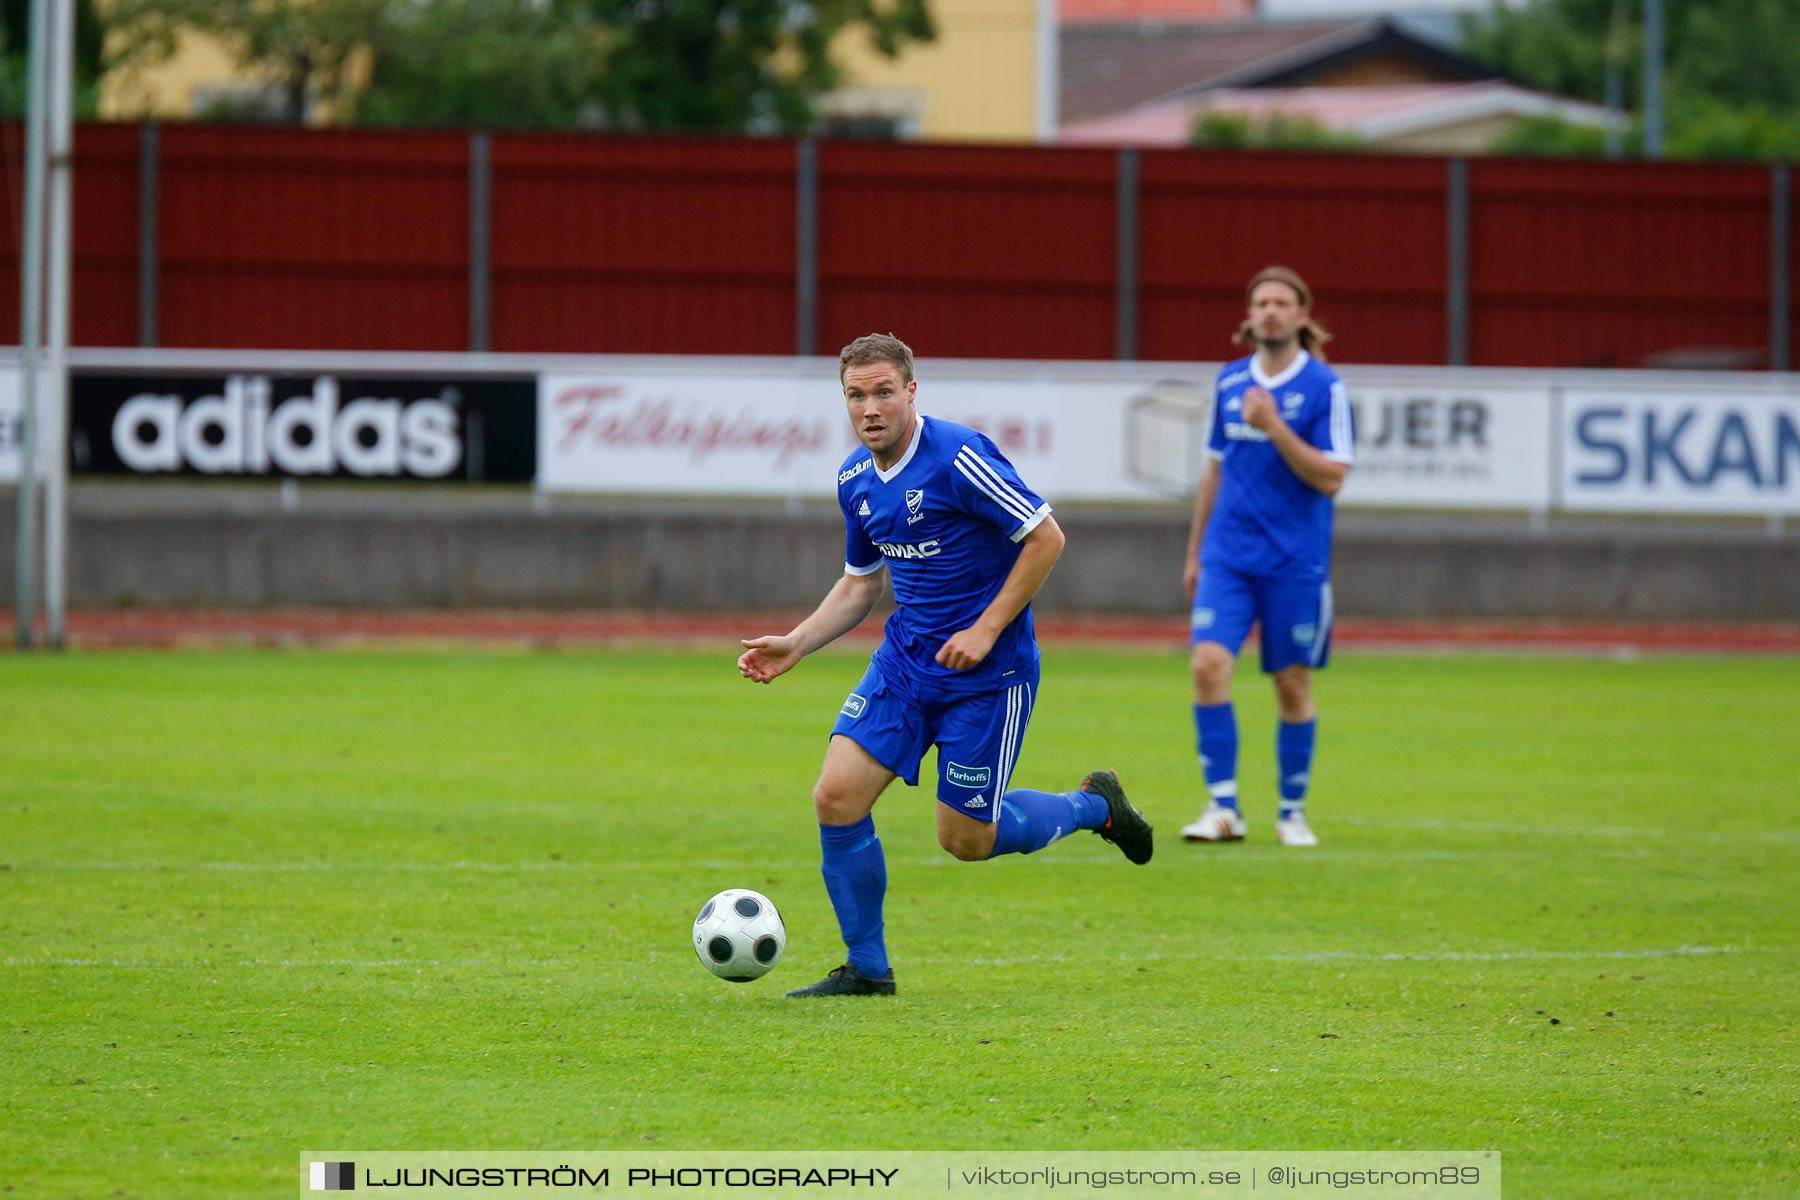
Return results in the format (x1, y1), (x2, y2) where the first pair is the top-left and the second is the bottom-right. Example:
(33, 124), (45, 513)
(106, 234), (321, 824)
(5, 610), (1797, 655)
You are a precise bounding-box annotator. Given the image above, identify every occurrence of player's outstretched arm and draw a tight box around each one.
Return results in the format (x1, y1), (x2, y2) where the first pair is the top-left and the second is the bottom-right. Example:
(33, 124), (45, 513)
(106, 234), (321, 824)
(937, 516), (1066, 671)
(738, 568), (888, 684)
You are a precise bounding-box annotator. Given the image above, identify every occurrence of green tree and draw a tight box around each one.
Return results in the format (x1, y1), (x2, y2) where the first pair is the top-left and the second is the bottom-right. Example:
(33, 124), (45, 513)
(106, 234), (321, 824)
(1675, 0), (1800, 111)
(1662, 92), (1800, 161)
(1191, 110), (1362, 151)
(1461, 0), (1800, 159)
(103, 0), (936, 134)
(576, 0), (935, 134)
(1490, 112), (1616, 157)
(1, 0), (107, 118)
(106, 0), (389, 123)
(354, 0), (599, 129)
(1461, 0), (1624, 103)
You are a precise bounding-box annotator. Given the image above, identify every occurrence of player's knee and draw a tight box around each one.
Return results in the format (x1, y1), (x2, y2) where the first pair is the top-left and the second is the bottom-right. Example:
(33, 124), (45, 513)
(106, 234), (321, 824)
(1273, 668), (1312, 717)
(1191, 643), (1234, 690)
(811, 779), (864, 825)
(936, 826), (990, 862)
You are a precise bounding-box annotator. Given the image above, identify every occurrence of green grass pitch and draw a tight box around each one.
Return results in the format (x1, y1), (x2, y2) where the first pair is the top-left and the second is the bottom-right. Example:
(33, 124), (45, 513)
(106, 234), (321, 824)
(2, 646), (1796, 1197)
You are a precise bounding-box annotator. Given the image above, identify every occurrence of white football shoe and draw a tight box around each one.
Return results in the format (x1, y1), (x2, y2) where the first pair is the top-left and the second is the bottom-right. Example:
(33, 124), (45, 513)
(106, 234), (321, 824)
(1179, 802), (1247, 842)
(1275, 814), (1320, 847)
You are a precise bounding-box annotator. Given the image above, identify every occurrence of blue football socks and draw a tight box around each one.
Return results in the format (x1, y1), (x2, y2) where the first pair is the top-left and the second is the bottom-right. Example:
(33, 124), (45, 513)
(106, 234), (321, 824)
(1277, 718), (1317, 821)
(989, 788), (1110, 857)
(818, 816), (888, 977)
(1194, 702), (1240, 811)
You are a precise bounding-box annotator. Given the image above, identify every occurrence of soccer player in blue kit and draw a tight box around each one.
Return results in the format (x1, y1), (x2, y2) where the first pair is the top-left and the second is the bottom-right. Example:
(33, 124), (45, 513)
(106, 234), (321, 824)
(1179, 267), (1353, 848)
(738, 333), (1154, 998)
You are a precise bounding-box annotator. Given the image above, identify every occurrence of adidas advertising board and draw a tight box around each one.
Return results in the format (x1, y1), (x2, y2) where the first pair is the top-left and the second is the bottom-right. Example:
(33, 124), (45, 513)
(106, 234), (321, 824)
(69, 372), (536, 482)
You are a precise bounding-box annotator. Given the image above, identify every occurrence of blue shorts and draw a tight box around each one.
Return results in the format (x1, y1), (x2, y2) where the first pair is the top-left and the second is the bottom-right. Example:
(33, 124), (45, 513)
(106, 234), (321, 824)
(830, 655), (1038, 823)
(1191, 562), (1335, 673)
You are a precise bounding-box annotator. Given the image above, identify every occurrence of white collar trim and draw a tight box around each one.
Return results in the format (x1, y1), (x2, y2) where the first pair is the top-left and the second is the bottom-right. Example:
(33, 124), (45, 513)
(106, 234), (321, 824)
(1251, 350), (1310, 390)
(875, 412), (925, 483)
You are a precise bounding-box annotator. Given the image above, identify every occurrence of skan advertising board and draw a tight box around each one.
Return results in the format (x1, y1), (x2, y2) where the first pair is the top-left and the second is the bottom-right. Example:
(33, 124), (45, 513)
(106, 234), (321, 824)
(1560, 387), (1800, 514)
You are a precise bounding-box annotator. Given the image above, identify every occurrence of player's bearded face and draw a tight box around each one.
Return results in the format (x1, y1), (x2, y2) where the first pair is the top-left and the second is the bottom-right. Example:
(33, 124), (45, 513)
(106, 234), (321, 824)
(842, 362), (918, 461)
(1248, 282), (1305, 348)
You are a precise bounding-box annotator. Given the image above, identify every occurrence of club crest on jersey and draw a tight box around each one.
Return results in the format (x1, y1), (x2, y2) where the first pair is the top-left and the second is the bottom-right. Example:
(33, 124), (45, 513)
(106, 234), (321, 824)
(905, 488), (926, 525)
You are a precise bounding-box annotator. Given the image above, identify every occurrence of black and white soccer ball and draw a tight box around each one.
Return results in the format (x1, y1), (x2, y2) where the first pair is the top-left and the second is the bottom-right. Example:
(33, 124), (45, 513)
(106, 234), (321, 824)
(692, 888), (786, 982)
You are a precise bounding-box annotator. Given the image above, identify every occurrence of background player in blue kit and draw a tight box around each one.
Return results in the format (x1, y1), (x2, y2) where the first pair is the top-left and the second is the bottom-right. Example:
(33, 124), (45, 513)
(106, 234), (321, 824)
(738, 333), (1154, 998)
(1179, 267), (1354, 848)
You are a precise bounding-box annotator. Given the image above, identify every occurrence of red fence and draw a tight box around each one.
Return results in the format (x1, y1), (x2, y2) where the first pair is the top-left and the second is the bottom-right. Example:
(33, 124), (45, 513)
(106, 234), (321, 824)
(818, 141), (1120, 361)
(0, 122), (1792, 368)
(1138, 151), (1451, 364)
(491, 134), (798, 355)
(162, 126), (471, 351)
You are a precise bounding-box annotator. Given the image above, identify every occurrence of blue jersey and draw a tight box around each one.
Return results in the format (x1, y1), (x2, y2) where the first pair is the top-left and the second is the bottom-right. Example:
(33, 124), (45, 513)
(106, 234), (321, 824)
(838, 415), (1052, 694)
(1203, 351), (1354, 581)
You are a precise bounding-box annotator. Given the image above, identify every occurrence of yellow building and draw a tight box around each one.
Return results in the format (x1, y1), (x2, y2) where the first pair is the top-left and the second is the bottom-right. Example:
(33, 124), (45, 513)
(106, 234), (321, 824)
(99, 26), (364, 123)
(821, 0), (1055, 142)
(100, 29), (255, 121)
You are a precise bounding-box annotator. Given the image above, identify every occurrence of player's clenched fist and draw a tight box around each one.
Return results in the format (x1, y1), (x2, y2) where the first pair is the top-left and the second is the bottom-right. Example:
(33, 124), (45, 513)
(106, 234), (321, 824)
(935, 625), (998, 671)
(1242, 385), (1279, 431)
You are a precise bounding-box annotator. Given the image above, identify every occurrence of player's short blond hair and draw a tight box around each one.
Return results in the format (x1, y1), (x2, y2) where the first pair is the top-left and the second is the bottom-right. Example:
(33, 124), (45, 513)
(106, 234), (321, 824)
(1233, 265), (1333, 360)
(839, 333), (915, 384)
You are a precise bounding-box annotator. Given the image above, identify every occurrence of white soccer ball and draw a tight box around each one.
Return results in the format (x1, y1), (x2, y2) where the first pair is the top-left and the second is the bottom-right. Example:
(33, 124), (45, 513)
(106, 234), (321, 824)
(692, 888), (786, 982)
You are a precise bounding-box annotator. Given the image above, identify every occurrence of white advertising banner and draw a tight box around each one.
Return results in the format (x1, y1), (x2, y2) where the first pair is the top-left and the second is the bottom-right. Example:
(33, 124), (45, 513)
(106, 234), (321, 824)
(539, 362), (1562, 509)
(0, 365), (48, 485)
(0, 366), (21, 483)
(1560, 386), (1800, 514)
(539, 370), (842, 497)
(14, 352), (1795, 516)
(537, 364), (1209, 502)
(1337, 375), (1553, 509)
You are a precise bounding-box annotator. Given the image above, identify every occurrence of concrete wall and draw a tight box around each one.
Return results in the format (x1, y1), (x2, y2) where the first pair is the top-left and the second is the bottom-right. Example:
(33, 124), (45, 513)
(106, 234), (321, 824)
(3, 487), (1796, 619)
